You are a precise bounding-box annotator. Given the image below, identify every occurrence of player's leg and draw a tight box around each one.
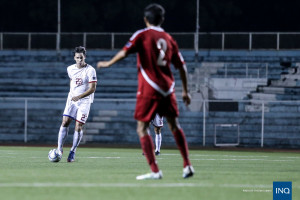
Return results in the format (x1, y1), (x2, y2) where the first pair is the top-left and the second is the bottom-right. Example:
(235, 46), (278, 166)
(136, 120), (162, 180)
(166, 116), (194, 178)
(67, 121), (84, 163)
(154, 126), (162, 155)
(57, 98), (76, 154)
(152, 113), (163, 155)
(57, 116), (72, 153)
(67, 121), (84, 162)
(68, 102), (90, 162)
(71, 121), (84, 152)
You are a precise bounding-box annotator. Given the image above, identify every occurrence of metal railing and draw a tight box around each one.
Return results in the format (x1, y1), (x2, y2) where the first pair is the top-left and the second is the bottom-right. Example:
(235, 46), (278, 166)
(1, 97), (300, 148)
(1, 32), (300, 51)
(222, 62), (269, 78)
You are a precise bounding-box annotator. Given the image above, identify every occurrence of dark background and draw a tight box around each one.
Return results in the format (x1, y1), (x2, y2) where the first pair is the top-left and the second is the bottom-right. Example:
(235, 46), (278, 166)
(0, 0), (299, 32)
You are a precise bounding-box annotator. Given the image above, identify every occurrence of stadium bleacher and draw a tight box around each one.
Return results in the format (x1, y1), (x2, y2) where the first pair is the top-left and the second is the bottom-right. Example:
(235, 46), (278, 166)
(1, 50), (300, 148)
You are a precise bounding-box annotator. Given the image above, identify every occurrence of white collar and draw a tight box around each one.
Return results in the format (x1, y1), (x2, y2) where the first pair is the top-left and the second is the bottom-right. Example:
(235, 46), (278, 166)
(148, 26), (164, 32)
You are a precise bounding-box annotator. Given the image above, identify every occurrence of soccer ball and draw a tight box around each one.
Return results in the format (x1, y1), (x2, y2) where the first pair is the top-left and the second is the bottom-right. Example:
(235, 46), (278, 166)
(48, 149), (62, 162)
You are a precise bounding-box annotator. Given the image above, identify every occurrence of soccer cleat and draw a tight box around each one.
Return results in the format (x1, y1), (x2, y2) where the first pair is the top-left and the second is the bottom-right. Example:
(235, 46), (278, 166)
(136, 170), (163, 180)
(67, 151), (75, 162)
(183, 165), (194, 179)
(155, 151), (160, 156)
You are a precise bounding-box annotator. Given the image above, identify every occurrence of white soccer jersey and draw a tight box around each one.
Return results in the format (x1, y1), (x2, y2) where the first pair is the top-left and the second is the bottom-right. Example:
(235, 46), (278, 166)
(67, 64), (97, 103)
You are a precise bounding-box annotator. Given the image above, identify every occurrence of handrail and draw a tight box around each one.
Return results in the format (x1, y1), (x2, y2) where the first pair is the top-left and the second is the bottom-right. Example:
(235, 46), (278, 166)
(2, 97), (300, 147)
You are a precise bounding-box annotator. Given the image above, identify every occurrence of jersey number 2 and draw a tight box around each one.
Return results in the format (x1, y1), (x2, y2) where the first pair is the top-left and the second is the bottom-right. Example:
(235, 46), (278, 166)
(156, 38), (167, 66)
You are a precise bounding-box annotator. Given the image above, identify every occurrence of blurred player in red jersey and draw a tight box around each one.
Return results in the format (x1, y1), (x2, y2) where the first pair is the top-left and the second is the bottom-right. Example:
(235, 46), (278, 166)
(97, 3), (194, 180)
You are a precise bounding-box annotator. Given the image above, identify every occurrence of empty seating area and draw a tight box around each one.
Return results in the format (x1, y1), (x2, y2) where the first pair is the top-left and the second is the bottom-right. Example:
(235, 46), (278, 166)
(1, 50), (300, 148)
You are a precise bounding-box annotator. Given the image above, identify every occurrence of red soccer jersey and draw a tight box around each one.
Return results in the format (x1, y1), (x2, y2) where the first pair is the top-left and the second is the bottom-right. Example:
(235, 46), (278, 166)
(123, 26), (185, 99)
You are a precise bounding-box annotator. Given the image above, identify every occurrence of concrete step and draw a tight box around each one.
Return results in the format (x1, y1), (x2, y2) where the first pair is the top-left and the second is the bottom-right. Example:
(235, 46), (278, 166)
(244, 104), (270, 112)
(249, 92), (300, 100)
(257, 85), (300, 94)
(209, 110), (300, 118)
(270, 79), (300, 87)
(281, 73), (300, 80)
(216, 68), (281, 75)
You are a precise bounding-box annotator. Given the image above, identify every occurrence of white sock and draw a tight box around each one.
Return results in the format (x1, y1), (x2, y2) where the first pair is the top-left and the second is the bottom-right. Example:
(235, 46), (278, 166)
(57, 126), (68, 152)
(71, 130), (83, 152)
(155, 133), (162, 152)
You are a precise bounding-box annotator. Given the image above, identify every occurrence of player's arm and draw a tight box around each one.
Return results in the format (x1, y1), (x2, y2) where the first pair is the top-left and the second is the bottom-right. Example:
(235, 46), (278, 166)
(97, 49), (128, 68)
(178, 64), (191, 106)
(71, 82), (96, 102)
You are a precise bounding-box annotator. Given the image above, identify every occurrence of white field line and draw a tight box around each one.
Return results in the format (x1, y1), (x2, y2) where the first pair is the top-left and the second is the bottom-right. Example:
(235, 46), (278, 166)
(86, 157), (121, 159)
(162, 154), (270, 158)
(163, 154), (300, 160)
(0, 156), (296, 162)
(0, 182), (298, 190)
(0, 182), (273, 189)
(190, 158), (295, 162)
(283, 157), (300, 159)
(0, 155), (157, 159)
(192, 154), (270, 158)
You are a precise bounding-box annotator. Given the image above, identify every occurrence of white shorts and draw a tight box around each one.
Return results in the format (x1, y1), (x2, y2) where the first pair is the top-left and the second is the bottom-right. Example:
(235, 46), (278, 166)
(151, 113), (163, 127)
(63, 98), (91, 124)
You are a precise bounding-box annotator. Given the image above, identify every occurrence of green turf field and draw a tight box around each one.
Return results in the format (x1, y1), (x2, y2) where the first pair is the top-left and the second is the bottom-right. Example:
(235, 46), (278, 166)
(0, 146), (299, 200)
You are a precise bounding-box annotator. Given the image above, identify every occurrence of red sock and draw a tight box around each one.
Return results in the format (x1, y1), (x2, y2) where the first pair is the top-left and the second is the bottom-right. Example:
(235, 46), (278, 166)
(140, 135), (159, 173)
(172, 129), (191, 167)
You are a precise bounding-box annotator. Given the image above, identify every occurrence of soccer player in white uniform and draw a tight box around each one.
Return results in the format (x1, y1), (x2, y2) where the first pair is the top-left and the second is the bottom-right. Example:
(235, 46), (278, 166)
(56, 46), (97, 162)
(151, 113), (163, 155)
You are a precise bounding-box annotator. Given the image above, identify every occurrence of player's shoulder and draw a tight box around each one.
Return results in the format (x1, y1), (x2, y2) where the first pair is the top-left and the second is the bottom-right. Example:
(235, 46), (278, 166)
(67, 64), (76, 71)
(130, 27), (170, 41)
(85, 64), (96, 72)
(67, 64), (76, 68)
(130, 28), (149, 41)
(86, 64), (95, 70)
(149, 27), (174, 41)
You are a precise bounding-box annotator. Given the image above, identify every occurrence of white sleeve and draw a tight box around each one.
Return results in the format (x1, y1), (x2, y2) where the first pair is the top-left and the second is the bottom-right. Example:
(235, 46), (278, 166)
(88, 67), (97, 83)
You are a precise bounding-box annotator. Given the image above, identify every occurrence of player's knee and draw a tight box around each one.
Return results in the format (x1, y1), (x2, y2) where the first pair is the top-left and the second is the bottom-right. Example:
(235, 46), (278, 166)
(136, 123), (149, 137)
(136, 126), (144, 135)
(75, 122), (84, 132)
(154, 127), (161, 134)
(61, 116), (72, 127)
(167, 118), (181, 132)
(61, 120), (71, 127)
(169, 122), (181, 132)
(169, 125), (180, 133)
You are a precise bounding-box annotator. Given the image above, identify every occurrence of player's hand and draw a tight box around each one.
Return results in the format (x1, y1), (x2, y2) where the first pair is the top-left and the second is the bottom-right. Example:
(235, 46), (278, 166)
(97, 61), (110, 68)
(71, 96), (80, 102)
(182, 92), (191, 106)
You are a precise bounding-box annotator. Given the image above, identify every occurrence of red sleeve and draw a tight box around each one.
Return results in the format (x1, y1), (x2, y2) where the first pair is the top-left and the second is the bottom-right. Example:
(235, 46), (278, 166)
(122, 30), (142, 54)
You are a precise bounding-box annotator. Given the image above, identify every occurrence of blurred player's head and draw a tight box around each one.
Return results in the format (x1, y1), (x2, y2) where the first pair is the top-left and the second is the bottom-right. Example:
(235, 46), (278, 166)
(73, 46), (86, 67)
(74, 46), (86, 56)
(144, 3), (165, 26)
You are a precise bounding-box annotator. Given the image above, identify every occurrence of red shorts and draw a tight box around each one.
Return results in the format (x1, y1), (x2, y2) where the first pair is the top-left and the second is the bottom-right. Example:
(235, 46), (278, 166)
(134, 93), (179, 122)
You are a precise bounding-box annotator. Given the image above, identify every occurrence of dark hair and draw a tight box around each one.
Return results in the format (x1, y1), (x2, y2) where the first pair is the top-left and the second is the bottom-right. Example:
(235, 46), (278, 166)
(144, 3), (165, 26)
(73, 46), (86, 56)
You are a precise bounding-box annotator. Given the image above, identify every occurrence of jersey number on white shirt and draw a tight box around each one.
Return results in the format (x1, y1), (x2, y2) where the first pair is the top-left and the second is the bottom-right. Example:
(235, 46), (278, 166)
(75, 78), (83, 86)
